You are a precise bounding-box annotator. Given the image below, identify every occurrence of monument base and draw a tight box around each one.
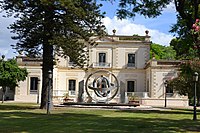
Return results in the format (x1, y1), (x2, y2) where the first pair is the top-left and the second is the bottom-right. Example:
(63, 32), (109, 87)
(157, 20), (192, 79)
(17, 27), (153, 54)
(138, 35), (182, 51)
(62, 102), (140, 107)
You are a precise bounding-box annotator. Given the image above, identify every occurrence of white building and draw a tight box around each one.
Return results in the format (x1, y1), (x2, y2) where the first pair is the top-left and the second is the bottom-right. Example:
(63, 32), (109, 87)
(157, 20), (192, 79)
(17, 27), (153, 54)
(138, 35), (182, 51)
(1, 31), (188, 106)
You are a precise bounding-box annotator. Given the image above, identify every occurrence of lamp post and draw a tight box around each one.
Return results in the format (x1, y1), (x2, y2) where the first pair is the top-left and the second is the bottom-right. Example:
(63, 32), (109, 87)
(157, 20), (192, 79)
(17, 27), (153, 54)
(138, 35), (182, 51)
(1, 55), (5, 103)
(47, 70), (53, 115)
(164, 80), (168, 108)
(193, 72), (198, 120)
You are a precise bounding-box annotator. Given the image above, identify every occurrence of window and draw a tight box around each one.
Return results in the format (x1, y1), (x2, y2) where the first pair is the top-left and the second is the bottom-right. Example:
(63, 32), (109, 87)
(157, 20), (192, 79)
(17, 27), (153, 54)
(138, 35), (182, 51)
(92, 52), (110, 68)
(127, 53), (135, 67)
(127, 81), (135, 92)
(68, 80), (76, 95)
(146, 80), (150, 92)
(166, 86), (173, 94)
(68, 57), (76, 66)
(69, 57), (73, 62)
(99, 53), (106, 65)
(30, 77), (38, 94)
(166, 86), (173, 97)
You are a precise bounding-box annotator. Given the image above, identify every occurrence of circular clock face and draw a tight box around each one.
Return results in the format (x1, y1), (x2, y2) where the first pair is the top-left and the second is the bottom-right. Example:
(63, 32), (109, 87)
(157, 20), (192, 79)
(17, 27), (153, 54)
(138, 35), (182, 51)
(85, 70), (119, 102)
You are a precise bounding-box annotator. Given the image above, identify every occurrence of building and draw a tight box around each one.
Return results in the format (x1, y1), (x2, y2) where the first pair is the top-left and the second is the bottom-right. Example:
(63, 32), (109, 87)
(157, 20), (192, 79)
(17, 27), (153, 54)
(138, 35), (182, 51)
(1, 31), (188, 106)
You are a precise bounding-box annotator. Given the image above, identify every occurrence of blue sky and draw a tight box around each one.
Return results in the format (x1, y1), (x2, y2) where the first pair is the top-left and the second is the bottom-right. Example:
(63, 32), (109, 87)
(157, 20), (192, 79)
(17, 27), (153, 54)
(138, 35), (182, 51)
(99, 1), (177, 34)
(0, 1), (177, 58)
(99, 1), (177, 46)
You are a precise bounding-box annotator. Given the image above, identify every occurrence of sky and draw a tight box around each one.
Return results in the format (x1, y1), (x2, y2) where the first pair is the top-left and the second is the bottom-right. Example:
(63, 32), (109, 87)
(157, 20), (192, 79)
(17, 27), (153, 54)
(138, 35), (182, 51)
(0, 1), (177, 58)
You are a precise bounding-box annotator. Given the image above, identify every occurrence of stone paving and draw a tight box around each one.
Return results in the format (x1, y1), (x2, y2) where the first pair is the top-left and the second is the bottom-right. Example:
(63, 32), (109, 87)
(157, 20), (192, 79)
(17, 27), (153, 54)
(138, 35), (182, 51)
(55, 103), (200, 111)
(55, 104), (173, 111)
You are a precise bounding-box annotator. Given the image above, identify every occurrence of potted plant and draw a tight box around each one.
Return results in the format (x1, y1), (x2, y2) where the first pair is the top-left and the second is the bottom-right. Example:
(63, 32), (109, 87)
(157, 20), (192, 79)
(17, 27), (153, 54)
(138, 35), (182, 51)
(128, 95), (139, 105)
(63, 93), (70, 102)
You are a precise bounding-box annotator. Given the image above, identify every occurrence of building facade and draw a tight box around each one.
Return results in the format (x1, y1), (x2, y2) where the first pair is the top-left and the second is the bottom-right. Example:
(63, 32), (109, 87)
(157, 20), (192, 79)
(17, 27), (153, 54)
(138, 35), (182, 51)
(1, 32), (188, 106)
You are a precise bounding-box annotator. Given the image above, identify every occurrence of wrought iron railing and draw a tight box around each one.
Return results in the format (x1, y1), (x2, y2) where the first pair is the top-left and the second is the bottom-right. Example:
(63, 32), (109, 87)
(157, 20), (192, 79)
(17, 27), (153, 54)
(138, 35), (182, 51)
(92, 62), (111, 68)
(30, 90), (38, 94)
(127, 63), (135, 67)
(68, 62), (77, 67)
(126, 92), (150, 98)
(53, 90), (66, 97)
(69, 90), (76, 96)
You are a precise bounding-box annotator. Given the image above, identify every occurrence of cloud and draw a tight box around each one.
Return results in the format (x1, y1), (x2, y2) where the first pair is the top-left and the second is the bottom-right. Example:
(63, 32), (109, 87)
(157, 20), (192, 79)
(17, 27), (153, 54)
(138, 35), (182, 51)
(102, 16), (173, 46)
(163, 2), (176, 13)
(0, 14), (174, 59)
(150, 30), (173, 46)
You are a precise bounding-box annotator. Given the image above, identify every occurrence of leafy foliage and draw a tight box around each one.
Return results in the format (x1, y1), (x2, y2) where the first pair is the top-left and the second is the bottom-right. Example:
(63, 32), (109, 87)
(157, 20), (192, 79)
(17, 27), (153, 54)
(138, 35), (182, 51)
(0, 56), (28, 88)
(170, 37), (196, 59)
(168, 59), (200, 105)
(191, 19), (200, 38)
(170, 16), (200, 59)
(0, 0), (105, 66)
(190, 18), (200, 56)
(116, 0), (171, 19)
(115, 0), (199, 29)
(150, 43), (176, 60)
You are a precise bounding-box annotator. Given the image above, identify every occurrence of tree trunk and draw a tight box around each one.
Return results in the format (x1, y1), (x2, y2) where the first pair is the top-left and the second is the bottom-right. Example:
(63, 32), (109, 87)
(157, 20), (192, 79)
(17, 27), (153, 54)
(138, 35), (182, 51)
(2, 93), (4, 103)
(39, 5), (54, 109)
(40, 43), (53, 109)
(1, 86), (6, 103)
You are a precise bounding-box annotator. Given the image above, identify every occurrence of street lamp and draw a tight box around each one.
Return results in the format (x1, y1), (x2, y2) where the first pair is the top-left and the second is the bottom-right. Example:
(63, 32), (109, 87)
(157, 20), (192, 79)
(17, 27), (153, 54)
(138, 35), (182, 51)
(2, 55), (5, 60)
(1, 55), (5, 103)
(47, 70), (53, 115)
(193, 72), (198, 120)
(164, 80), (168, 108)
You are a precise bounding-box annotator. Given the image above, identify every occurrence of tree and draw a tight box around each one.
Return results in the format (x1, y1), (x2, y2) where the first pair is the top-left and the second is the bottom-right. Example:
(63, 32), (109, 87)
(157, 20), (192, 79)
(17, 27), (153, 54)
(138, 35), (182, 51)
(0, 55), (28, 103)
(150, 43), (176, 60)
(167, 19), (200, 105)
(170, 37), (196, 59)
(168, 59), (200, 105)
(0, 0), (105, 108)
(169, 13), (200, 59)
(191, 18), (200, 56)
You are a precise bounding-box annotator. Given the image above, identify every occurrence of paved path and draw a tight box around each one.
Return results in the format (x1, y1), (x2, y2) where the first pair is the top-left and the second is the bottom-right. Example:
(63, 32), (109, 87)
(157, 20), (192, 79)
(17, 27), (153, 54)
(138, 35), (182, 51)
(55, 104), (173, 111)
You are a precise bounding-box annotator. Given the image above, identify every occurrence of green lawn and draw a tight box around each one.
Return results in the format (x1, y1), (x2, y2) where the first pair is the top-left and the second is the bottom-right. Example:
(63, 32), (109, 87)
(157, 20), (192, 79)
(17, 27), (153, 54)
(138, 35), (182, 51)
(0, 103), (200, 133)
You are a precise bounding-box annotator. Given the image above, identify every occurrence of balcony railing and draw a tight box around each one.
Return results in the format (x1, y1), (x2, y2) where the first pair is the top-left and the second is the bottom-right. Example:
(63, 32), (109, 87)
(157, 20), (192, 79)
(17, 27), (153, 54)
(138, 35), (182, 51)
(53, 90), (66, 97)
(30, 90), (38, 94)
(126, 92), (149, 98)
(92, 62), (111, 68)
(69, 90), (76, 96)
(53, 90), (76, 96)
(127, 63), (135, 67)
(68, 62), (77, 67)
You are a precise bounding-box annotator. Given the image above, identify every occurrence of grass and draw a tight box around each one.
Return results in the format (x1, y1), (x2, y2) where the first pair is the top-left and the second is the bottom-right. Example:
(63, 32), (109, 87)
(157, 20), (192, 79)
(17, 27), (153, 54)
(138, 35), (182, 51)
(0, 103), (200, 133)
